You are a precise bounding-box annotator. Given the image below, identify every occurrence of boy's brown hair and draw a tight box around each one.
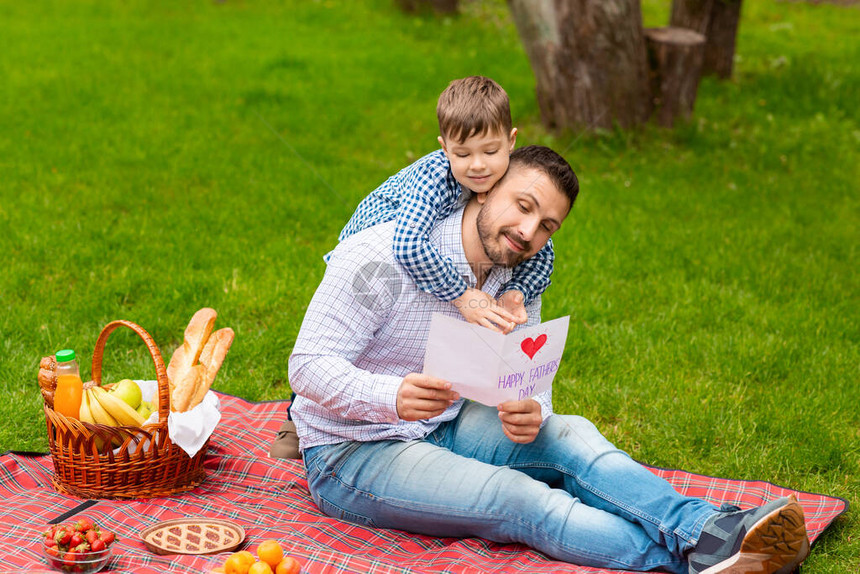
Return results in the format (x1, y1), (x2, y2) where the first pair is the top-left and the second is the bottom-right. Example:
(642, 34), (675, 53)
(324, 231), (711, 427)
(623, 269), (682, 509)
(436, 76), (512, 144)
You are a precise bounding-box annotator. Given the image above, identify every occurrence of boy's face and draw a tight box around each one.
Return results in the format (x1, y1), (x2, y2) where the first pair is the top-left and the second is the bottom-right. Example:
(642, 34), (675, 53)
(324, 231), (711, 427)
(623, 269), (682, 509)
(438, 128), (517, 195)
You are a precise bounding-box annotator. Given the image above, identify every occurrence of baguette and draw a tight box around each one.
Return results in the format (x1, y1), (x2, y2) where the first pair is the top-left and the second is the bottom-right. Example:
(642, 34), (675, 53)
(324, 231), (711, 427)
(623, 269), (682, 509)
(168, 308), (217, 412)
(187, 327), (234, 411)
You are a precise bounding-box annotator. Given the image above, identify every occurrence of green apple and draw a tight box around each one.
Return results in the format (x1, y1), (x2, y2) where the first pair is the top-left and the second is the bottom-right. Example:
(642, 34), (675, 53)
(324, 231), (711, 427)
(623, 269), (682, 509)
(111, 379), (142, 409)
(136, 400), (155, 420)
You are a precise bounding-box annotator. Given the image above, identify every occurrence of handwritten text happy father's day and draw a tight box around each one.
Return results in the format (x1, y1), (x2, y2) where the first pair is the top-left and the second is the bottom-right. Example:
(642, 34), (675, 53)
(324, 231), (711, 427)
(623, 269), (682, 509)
(497, 358), (561, 400)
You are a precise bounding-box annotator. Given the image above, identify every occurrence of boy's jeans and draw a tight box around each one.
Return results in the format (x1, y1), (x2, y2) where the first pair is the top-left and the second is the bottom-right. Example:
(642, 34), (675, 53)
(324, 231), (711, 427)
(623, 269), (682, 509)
(303, 401), (716, 573)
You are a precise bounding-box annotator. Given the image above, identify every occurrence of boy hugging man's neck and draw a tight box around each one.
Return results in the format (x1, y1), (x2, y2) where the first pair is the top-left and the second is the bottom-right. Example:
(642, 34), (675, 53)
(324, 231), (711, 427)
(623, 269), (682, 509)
(335, 75), (556, 333)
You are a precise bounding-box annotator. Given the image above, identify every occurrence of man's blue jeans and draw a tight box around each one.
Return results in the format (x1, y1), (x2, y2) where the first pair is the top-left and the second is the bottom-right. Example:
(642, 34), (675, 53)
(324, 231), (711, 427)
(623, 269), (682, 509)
(303, 401), (717, 573)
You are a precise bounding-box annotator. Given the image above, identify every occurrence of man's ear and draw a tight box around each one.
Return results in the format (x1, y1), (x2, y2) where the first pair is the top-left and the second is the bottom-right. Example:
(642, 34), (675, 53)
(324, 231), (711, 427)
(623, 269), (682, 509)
(508, 128), (517, 151)
(475, 191), (488, 205)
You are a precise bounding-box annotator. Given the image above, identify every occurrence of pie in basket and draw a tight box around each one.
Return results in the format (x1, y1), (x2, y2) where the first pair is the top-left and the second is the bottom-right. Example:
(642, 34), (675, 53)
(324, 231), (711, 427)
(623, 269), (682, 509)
(140, 518), (245, 555)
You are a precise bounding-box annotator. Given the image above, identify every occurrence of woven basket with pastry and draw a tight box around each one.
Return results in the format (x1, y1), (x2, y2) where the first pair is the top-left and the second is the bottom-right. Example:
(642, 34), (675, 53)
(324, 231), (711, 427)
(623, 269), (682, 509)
(40, 308), (234, 499)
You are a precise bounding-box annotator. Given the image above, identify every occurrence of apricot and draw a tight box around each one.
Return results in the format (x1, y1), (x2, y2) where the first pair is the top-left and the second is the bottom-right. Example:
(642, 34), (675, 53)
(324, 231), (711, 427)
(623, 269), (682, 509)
(257, 539), (284, 568)
(248, 562), (274, 574)
(224, 550), (256, 574)
(275, 556), (302, 574)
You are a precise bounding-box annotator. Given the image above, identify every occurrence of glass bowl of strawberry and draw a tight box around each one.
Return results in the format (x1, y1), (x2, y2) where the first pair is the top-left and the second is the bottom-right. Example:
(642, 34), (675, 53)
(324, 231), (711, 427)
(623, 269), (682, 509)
(42, 518), (116, 573)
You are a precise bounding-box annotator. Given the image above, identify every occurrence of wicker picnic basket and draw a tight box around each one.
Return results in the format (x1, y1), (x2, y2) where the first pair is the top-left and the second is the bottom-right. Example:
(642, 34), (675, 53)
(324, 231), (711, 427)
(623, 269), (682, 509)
(42, 320), (209, 499)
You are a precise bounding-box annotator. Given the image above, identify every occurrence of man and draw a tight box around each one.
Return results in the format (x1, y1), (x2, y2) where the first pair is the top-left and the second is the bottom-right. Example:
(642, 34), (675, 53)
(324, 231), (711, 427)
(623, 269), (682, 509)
(286, 146), (810, 574)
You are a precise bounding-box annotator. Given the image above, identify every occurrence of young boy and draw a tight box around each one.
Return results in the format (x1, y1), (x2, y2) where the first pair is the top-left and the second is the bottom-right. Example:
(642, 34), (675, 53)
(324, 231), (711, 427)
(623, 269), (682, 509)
(338, 75), (554, 333)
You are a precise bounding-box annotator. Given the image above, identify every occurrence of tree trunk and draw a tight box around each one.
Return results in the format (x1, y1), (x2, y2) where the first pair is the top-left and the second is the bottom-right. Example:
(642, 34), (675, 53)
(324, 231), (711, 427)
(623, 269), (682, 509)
(704, 0), (742, 79)
(396, 0), (458, 14)
(670, 0), (713, 35)
(670, 0), (743, 79)
(508, 0), (651, 132)
(644, 27), (706, 127)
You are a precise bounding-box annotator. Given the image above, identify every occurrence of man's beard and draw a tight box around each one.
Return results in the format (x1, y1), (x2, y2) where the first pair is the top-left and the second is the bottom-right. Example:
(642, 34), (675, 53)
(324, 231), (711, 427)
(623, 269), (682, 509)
(476, 205), (531, 268)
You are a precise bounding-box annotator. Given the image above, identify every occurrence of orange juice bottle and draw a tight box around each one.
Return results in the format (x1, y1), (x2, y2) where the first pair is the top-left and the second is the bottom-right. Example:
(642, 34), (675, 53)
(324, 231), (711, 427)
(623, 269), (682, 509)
(53, 349), (83, 419)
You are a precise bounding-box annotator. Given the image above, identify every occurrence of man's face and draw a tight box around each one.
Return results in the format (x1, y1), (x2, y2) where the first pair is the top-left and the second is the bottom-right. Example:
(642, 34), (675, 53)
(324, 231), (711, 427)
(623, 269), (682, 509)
(476, 166), (569, 268)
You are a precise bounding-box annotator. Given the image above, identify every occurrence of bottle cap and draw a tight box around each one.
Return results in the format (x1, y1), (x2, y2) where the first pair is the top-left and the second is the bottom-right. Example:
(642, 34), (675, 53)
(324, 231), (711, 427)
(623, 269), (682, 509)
(55, 349), (76, 362)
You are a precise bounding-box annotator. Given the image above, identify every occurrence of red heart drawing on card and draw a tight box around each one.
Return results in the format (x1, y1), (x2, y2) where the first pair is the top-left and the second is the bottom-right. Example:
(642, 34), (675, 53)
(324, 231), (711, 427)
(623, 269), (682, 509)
(520, 334), (547, 360)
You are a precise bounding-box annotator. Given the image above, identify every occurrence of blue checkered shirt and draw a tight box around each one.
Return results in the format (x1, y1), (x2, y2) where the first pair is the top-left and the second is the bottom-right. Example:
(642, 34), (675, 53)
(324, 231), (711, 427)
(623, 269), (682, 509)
(289, 206), (552, 451)
(337, 149), (555, 304)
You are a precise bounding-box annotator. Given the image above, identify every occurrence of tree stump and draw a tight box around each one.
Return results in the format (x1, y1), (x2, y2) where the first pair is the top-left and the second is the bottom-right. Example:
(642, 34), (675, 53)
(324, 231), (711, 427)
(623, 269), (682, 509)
(645, 27), (706, 127)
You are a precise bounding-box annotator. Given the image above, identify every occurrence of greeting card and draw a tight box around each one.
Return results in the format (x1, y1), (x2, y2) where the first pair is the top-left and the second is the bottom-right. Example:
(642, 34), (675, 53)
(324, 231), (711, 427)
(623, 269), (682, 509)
(423, 313), (570, 406)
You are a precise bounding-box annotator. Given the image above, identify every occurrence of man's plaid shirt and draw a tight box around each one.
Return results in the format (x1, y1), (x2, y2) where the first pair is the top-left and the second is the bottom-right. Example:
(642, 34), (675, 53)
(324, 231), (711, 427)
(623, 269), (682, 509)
(290, 206), (552, 451)
(337, 149), (555, 304)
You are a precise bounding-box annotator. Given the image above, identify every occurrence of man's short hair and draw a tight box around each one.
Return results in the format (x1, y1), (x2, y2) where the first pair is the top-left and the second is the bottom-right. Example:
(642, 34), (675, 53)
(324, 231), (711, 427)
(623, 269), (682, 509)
(436, 76), (512, 144)
(507, 145), (580, 211)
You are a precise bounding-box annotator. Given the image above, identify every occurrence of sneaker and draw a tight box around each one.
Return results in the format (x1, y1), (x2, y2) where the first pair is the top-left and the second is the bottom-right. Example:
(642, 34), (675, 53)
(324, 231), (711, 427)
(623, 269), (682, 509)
(688, 495), (810, 574)
(269, 419), (302, 459)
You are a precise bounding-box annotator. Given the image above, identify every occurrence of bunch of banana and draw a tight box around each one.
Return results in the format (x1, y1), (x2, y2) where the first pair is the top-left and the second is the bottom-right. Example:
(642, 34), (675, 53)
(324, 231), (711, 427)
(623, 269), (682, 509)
(79, 386), (146, 427)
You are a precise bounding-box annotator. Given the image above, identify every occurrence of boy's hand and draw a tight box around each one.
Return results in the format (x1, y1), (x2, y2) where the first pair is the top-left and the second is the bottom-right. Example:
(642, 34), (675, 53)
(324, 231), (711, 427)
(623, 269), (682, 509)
(497, 290), (528, 326)
(454, 288), (519, 334)
(498, 399), (542, 444)
(397, 373), (459, 421)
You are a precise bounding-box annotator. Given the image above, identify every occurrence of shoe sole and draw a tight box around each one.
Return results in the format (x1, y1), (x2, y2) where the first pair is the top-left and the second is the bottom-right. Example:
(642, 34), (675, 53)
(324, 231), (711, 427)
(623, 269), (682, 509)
(699, 496), (810, 574)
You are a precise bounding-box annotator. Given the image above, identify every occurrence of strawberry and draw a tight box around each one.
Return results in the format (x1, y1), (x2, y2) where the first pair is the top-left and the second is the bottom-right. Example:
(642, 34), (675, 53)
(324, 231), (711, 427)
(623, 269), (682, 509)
(62, 548), (78, 568)
(85, 529), (100, 545)
(90, 538), (106, 552)
(99, 530), (116, 546)
(55, 527), (72, 546)
(69, 532), (83, 548)
(74, 517), (95, 533)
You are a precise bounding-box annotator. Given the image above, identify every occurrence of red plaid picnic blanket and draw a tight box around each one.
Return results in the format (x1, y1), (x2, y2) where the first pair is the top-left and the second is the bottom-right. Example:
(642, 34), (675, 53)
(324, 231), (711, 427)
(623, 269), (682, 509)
(0, 393), (847, 573)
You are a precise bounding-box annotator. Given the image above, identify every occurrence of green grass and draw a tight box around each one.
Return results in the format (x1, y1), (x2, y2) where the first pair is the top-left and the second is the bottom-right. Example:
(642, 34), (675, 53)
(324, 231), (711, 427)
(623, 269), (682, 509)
(1, 0), (857, 570)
